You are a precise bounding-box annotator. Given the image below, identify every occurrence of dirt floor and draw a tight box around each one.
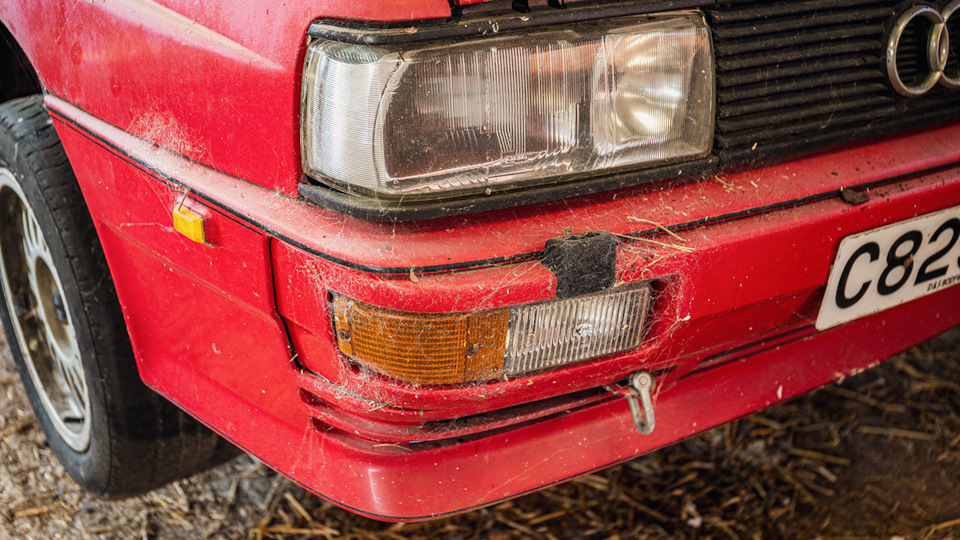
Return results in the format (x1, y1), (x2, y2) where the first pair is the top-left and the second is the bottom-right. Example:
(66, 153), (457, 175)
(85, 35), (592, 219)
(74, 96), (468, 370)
(1, 330), (958, 539)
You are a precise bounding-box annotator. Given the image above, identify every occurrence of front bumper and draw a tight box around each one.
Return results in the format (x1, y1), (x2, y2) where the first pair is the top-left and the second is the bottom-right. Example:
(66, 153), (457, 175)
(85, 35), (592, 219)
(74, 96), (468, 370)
(48, 95), (960, 520)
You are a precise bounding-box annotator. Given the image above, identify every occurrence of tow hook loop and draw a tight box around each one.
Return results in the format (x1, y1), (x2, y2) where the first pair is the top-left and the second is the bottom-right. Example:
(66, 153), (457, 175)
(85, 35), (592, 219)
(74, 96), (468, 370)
(627, 372), (656, 435)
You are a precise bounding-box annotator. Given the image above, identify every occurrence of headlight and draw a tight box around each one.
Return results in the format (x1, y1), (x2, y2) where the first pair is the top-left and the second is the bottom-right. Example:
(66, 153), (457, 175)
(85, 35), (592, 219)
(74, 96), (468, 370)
(301, 12), (714, 202)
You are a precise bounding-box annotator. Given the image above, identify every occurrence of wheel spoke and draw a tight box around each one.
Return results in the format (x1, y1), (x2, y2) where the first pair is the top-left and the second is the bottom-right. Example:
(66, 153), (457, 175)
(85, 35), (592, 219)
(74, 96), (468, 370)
(20, 207), (47, 261)
(65, 358), (88, 413)
(50, 343), (87, 419)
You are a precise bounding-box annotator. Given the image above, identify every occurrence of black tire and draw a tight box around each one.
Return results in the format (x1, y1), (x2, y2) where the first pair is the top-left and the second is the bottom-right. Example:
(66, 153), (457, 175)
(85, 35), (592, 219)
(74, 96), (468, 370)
(0, 95), (237, 496)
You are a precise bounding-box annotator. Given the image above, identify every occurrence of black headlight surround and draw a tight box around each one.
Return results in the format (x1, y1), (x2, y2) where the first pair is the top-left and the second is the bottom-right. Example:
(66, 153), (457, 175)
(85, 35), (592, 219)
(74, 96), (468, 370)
(298, 156), (717, 221)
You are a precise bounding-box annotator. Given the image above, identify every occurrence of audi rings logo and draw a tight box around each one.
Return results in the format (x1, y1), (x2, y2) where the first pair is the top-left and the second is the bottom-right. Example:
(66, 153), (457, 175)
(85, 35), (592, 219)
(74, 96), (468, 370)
(886, 1), (960, 97)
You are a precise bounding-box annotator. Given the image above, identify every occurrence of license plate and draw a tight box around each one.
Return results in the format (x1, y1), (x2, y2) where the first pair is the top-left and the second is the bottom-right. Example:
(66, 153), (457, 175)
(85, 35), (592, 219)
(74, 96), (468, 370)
(817, 205), (960, 330)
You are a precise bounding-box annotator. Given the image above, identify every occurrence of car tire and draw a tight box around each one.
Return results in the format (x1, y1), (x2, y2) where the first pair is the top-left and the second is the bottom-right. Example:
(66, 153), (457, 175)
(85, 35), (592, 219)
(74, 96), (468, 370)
(0, 95), (238, 496)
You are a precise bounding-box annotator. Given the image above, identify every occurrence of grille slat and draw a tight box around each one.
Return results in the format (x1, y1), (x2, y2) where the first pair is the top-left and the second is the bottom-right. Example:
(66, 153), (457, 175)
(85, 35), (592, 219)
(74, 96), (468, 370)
(718, 104), (952, 162)
(708, 0), (887, 23)
(717, 39), (880, 71)
(719, 82), (889, 117)
(716, 106), (897, 147)
(717, 55), (879, 88)
(712, 6), (893, 39)
(719, 69), (883, 103)
(715, 23), (884, 56)
(711, 0), (960, 165)
(717, 94), (896, 133)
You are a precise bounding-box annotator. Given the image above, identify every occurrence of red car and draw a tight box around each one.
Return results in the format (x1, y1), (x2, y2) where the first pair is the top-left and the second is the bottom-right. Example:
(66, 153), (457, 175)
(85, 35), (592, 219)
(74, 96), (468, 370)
(0, 0), (957, 521)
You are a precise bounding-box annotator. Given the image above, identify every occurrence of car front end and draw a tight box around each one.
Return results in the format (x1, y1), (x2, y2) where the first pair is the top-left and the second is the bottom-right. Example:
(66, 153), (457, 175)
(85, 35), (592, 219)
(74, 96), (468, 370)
(8, 0), (960, 521)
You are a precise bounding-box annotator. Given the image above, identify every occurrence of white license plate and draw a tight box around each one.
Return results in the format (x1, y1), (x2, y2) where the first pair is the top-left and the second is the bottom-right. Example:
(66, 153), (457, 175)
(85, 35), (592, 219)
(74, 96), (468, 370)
(817, 205), (960, 330)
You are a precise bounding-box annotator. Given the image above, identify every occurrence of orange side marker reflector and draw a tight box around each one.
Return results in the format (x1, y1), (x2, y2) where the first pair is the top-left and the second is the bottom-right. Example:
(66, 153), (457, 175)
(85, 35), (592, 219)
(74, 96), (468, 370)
(173, 204), (205, 244)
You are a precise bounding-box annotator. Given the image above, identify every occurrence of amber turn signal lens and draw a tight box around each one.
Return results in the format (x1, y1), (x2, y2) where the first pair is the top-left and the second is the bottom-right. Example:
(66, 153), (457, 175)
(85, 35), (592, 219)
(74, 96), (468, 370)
(332, 296), (509, 385)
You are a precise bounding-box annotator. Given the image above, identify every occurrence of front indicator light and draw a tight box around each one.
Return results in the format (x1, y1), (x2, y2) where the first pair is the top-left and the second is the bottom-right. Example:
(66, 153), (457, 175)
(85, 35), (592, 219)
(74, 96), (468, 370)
(302, 13), (713, 201)
(331, 284), (651, 385)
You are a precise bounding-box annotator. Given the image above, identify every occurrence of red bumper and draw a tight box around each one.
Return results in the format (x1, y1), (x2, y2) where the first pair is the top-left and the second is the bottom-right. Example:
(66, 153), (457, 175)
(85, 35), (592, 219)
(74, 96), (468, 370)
(47, 95), (960, 519)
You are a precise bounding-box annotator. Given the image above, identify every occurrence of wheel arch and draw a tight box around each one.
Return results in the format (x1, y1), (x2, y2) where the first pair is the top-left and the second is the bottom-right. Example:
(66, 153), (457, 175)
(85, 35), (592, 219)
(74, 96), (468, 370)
(0, 20), (42, 102)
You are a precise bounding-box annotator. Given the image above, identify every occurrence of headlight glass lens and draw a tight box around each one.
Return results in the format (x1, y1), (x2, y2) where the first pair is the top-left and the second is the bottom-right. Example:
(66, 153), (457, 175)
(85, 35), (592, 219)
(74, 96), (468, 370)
(302, 13), (713, 200)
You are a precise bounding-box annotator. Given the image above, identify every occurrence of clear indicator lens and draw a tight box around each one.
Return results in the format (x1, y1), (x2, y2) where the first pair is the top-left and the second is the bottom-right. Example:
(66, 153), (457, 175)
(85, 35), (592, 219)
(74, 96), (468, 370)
(302, 13), (713, 199)
(503, 284), (651, 376)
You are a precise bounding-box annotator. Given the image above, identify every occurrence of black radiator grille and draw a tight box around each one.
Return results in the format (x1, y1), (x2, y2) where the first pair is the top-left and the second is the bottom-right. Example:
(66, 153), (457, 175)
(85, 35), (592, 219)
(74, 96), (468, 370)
(709, 0), (960, 164)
